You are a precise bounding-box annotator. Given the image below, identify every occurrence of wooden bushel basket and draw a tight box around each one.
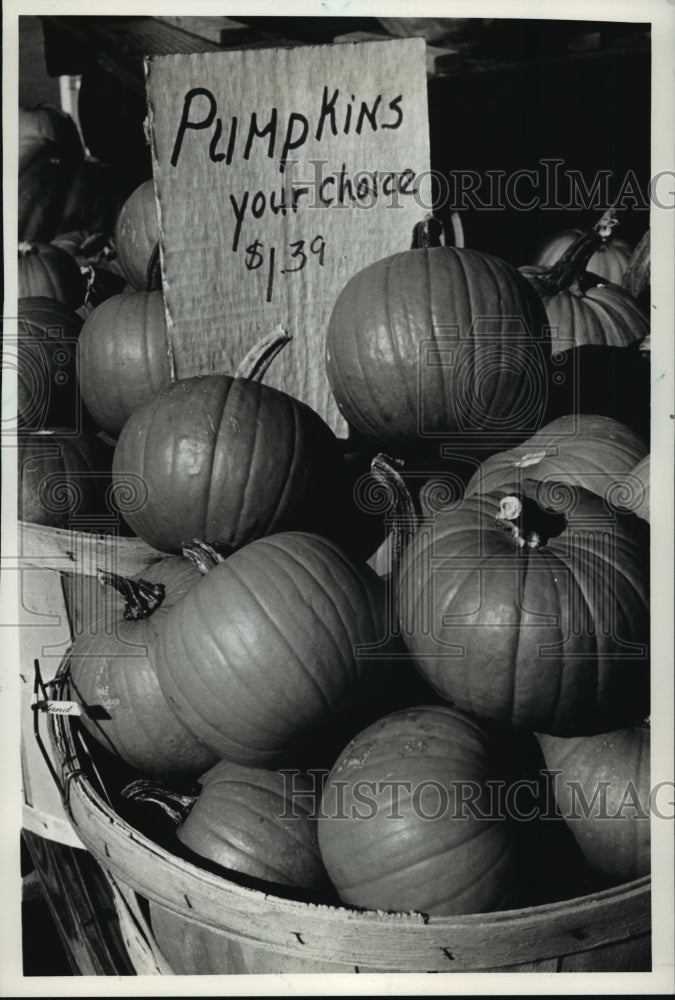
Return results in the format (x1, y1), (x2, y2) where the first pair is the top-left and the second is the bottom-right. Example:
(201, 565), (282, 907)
(29, 523), (652, 977)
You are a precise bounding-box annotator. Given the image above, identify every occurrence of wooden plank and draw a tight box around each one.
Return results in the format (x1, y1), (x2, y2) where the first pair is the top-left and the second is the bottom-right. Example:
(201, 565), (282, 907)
(22, 830), (135, 975)
(15, 520), (163, 576)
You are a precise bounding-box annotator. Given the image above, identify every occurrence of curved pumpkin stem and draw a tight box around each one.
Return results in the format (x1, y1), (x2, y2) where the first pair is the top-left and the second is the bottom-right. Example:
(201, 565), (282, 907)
(370, 453), (419, 566)
(122, 778), (197, 825)
(494, 491), (567, 550)
(97, 570), (165, 621)
(235, 325), (292, 382)
(411, 214), (445, 249)
(182, 538), (231, 575)
(18, 241), (39, 257)
(526, 207), (619, 297)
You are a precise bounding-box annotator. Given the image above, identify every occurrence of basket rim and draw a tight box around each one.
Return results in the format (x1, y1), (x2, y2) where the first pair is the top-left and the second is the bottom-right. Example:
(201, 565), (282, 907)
(46, 660), (651, 971)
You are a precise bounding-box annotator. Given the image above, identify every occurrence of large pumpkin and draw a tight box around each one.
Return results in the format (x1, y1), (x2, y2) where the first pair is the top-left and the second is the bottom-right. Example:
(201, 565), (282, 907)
(464, 414), (648, 503)
(536, 723), (650, 884)
(78, 289), (172, 436)
(18, 105), (84, 242)
(112, 369), (347, 554)
(317, 705), (516, 915)
(18, 242), (83, 309)
(326, 247), (550, 455)
(398, 478), (650, 736)
(114, 179), (160, 291)
(68, 557), (219, 780)
(18, 429), (112, 528)
(16, 296), (84, 431)
(153, 532), (388, 765)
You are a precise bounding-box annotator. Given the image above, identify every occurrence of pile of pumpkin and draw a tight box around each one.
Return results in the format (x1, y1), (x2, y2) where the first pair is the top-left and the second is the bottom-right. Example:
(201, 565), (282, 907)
(18, 104), (652, 921)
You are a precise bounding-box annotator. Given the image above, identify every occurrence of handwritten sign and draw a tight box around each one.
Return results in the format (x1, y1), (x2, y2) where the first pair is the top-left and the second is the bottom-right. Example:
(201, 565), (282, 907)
(145, 38), (431, 434)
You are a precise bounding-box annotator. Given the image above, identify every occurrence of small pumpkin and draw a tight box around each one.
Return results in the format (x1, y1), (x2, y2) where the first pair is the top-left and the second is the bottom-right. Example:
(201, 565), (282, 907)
(19, 105), (83, 171)
(114, 179), (160, 291)
(124, 763), (327, 891)
(18, 242), (83, 309)
(317, 705), (516, 915)
(112, 331), (347, 554)
(16, 296), (83, 431)
(153, 532), (388, 765)
(533, 227), (633, 285)
(464, 414), (648, 503)
(398, 478), (650, 736)
(18, 429), (112, 528)
(536, 723), (650, 884)
(67, 557), (219, 780)
(521, 211), (649, 354)
(326, 246), (550, 456)
(78, 289), (172, 436)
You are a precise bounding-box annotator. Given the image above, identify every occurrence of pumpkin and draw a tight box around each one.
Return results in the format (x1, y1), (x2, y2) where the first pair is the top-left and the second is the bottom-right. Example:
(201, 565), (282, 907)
(18, 242), (83, 309)
(16, 297), (83, 431)
(68, 557), (219, 780)
(18, 105), (84, 242)
(153, 532), (387, 764)
(398, 478), (650, 736)
(325, 246), (550, 456)
(114, 179), (160, 291)
(78, 289), (172, 436)
(317, 705), (516, 915)
(607, 454), (650, 523)
(521, 212), (649, 354)
(536, 723), (650, 884)
(124, 763), (327, 891)
(112, 334), (347, 554)
(18, 429), (112, 528)
(534, 228), (633, 285)
(464, 414), (648, 503)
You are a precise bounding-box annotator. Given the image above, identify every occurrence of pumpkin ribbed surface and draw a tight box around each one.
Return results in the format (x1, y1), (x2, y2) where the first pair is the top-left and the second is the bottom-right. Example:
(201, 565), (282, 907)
(537, 725), (650, 883)
(69, 557), (218, 779)
(17, 296), (83, 430)
(112, 374), (345, 554)
(114, 179), (160, 290)
(18, 242), (83, 308)
(398, 481), (650, 735)
(326, 247), (549, 451)
(153, 532), (386, 764)
(18, 429), (111, 528)
(78, 290), (172, 435)
(464, 414), (648, 502)
(318, 705), (516, 915)
(177, 761), (326, 889)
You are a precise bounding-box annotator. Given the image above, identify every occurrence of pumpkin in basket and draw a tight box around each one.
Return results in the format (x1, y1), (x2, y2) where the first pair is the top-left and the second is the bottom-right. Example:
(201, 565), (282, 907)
(398, 478), (650, 736)
(68, 555), (219, 781)
(78, 289), (172, 437)
(325, 246), (550, 457)
(16, 296), (84, 431)
(18, 241), (84, 309)
(537, 722), (650, 885)
(18, 428), (112, 529)
(318, 705), (516, 915)
(520, 210), (649, 354)
(123, 762), (327, 891)
(112, 330), (348, 554)
(153, 532), (389, 765)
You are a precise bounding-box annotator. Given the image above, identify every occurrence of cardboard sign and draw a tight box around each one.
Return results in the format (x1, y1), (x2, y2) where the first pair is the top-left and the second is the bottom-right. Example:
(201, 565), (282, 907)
(145, 38), (431, 435)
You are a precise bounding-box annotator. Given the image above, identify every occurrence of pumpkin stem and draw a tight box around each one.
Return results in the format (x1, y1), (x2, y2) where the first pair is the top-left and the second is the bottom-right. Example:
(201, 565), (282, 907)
(234, 325), (292, 382)
(411, 214), (445, 249)
(370, 453), (419, 565)
(622, 229), (650, 299)
(495, 492), (567, 550)
(146, 242), (163, 292)
(97, 570), (165, 620)
(182, 538), (231, 575)
(121, 778), (197, 825)
(18, 241), (39, 257)
(529, 207), (619, 296)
